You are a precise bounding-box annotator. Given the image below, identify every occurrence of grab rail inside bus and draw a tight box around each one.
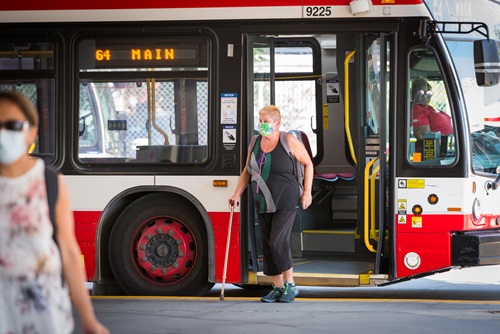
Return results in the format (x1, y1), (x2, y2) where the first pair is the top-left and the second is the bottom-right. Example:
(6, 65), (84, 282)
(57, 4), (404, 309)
(344, 50), (358, 166)
(363, 156), (379, 253)
(370, 162), (380, 242)
(151, 78), (170, 145)
(146, 78), (152, 145)
(146, 78), (170, 145)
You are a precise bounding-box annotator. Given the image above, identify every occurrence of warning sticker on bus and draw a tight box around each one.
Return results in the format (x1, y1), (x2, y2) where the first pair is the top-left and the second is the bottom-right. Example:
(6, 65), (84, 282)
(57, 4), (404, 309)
(397, 199), (407, 215)
(407, 179), (425, 189)
(412, 216), (423, 228)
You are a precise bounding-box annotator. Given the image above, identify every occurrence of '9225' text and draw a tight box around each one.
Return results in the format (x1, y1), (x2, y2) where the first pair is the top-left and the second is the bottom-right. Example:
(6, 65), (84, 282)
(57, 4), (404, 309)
(304, 6), (332, 17)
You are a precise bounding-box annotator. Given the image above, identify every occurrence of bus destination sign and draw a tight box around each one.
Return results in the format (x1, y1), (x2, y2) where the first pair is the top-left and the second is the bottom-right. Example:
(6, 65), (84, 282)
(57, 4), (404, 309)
(79, 39), (201, 69)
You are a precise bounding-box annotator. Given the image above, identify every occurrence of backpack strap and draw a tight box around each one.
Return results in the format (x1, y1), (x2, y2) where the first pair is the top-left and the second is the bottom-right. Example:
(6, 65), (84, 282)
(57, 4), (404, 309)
(44, 163), (59, 244)
(279, 131), (291, 155)
(248, 134), (260, 153)
(44, 163), (65, 286)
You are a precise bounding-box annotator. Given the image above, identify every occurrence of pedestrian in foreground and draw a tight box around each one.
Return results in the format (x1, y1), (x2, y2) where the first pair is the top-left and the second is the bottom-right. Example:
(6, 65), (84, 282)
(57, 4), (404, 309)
(0, 91), (109, 334)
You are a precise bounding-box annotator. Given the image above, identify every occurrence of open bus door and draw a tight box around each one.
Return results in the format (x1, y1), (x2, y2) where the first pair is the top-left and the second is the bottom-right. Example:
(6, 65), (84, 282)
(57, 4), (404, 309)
(245, 35), (276, 276)
(245, 30), (392, 287)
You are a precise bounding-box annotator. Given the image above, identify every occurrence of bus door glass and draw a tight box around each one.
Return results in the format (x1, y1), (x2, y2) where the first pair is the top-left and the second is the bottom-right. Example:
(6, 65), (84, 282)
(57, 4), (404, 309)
(247, 36), (275, 135)
(0, 40), (57, 163)
(246, 34), (322, 271)
(364, 34), (391, 273)
(247, 36), (319, 156)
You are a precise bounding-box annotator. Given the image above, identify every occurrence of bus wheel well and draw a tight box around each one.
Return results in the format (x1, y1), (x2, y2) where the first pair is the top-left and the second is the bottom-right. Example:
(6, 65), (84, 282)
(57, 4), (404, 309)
(93, 190), (212, 295)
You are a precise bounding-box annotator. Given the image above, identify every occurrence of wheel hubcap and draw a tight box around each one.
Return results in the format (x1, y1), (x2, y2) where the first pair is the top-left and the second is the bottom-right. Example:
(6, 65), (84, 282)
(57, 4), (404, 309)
(134, 217), (196, 284)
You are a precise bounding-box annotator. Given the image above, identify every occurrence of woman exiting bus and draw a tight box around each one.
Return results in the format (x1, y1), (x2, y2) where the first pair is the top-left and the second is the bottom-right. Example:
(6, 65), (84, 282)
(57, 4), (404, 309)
(229, 105), (313, 303)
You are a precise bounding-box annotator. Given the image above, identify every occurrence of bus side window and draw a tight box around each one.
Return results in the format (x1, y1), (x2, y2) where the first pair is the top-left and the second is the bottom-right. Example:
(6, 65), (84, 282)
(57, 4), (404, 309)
(0, 41), (57, 163)
(408, 48), (456, 166)
(76, 35), (210, 165)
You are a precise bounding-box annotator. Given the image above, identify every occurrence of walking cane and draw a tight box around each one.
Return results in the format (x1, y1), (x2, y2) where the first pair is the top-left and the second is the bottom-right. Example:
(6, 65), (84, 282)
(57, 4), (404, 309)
(220, 202), (235, 301)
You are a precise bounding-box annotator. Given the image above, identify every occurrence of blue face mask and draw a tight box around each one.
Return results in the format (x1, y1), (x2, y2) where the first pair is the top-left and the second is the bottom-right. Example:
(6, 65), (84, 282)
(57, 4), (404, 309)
(0, 129), (27, 164)
(259, 122), (276, 137)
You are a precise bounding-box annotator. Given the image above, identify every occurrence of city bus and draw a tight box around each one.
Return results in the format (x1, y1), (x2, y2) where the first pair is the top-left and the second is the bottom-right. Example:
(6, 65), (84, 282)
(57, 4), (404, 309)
(0, 0), (499, 296)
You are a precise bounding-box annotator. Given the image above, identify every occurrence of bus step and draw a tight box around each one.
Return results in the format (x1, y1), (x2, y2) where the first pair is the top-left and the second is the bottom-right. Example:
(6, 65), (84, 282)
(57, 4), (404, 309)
(256, 271), (388, 287)
(301, 228), (355, 253)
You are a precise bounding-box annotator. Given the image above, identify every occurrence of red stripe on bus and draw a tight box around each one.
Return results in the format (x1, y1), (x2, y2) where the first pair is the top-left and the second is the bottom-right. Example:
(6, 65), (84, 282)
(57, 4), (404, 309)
(209, 211), (242, 283)
(73, 211), (101, 281)
(484, 117), (500, 122)
(0, 0), (424, 11)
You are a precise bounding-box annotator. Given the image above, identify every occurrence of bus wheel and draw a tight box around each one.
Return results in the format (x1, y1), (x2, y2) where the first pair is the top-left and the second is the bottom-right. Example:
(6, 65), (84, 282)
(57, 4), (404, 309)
(108, 194), (214, 296)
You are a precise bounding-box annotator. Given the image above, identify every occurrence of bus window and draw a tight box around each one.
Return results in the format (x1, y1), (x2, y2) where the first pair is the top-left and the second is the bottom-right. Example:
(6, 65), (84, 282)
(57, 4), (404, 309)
(77, 35), (210, 164)
(0, 41), (56, 162)
(407, 48), (456, 166)
(0, 42), (54, 71)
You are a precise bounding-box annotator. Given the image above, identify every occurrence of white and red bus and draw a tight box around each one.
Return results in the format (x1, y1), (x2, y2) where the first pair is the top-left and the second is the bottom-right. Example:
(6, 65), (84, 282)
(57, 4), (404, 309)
(0, 0), (499, 295)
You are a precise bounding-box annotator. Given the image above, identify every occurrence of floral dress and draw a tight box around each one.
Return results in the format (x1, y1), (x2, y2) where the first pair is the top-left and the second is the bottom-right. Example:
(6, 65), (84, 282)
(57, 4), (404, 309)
(0, 159), (73, 334)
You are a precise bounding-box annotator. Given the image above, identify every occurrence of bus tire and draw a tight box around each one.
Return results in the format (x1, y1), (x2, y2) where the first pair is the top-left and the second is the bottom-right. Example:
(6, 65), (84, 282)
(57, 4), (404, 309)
(108, 194), (214, 296)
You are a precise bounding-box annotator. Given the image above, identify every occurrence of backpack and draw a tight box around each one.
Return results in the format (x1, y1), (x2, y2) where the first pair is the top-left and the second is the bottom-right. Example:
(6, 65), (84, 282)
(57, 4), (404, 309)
(249, 131), (305, 196)
(44, 163), (65, 285)
(44, 163), (59, 245)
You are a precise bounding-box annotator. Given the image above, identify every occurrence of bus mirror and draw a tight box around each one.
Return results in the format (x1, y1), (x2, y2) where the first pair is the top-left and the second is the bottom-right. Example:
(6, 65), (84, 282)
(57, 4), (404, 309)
(474, 39), (500, 87)
(79, 118), (86, 137)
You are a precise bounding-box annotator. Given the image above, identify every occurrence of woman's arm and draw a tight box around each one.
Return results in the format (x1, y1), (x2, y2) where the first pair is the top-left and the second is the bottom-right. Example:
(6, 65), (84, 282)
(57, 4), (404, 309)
(55, 176), (109, 334)
(286, 134), (314, 209)
(228, 143), (252, 209)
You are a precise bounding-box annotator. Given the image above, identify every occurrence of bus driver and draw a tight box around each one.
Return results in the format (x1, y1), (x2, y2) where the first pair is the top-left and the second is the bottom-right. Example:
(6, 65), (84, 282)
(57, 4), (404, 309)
(411, 77), (453, 154)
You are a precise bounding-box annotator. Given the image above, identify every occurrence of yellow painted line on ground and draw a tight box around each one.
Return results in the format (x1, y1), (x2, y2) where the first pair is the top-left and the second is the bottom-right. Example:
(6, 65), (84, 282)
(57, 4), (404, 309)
(90, 296), (500, 304)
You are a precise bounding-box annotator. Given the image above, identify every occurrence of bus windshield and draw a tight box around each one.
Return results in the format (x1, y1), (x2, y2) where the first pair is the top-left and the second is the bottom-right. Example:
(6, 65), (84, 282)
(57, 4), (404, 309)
(425, 0), (500, 174)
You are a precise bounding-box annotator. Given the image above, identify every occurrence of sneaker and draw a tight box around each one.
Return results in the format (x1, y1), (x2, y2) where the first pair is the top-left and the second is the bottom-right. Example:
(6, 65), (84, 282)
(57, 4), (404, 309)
(260, 286), (283, 303)
(279, 282), (298, 303)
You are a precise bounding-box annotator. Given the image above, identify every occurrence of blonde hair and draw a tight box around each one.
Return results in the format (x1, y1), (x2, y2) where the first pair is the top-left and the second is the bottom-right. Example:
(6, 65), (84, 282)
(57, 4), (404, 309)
(258, 105), (281, 122)
(0, 91), (39, 126)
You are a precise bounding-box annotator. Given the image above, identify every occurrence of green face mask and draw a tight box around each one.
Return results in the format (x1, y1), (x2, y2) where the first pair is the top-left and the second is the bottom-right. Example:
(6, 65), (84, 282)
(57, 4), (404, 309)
(259, 122), (276, 137)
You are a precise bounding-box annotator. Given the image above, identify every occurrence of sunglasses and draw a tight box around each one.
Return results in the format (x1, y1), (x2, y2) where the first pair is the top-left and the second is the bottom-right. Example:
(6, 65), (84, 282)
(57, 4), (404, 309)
(417, 90), (433, 98)
(0, 120), (30, 131)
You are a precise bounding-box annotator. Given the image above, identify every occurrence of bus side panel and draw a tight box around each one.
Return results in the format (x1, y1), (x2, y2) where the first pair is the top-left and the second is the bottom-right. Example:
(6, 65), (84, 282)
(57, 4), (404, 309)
(395, 213), (474, 278)
(209, 212), (242, 283)
(74, 211), (101, 280)
(396, 229), (451, 278)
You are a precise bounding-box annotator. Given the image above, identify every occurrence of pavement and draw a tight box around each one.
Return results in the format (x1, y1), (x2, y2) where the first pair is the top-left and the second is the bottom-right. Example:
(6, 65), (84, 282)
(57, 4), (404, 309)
(74, 265), (500, 334)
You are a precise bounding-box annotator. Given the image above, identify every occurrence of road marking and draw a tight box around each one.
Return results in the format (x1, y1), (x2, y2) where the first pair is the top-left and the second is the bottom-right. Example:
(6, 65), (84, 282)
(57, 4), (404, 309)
(90, 296), (500, 304)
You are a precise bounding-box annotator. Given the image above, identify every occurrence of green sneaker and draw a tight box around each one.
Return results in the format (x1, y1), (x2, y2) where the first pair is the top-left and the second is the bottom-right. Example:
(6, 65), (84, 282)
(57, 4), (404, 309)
(260, 286), (283, 303)
(279, 282), (298, 303)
